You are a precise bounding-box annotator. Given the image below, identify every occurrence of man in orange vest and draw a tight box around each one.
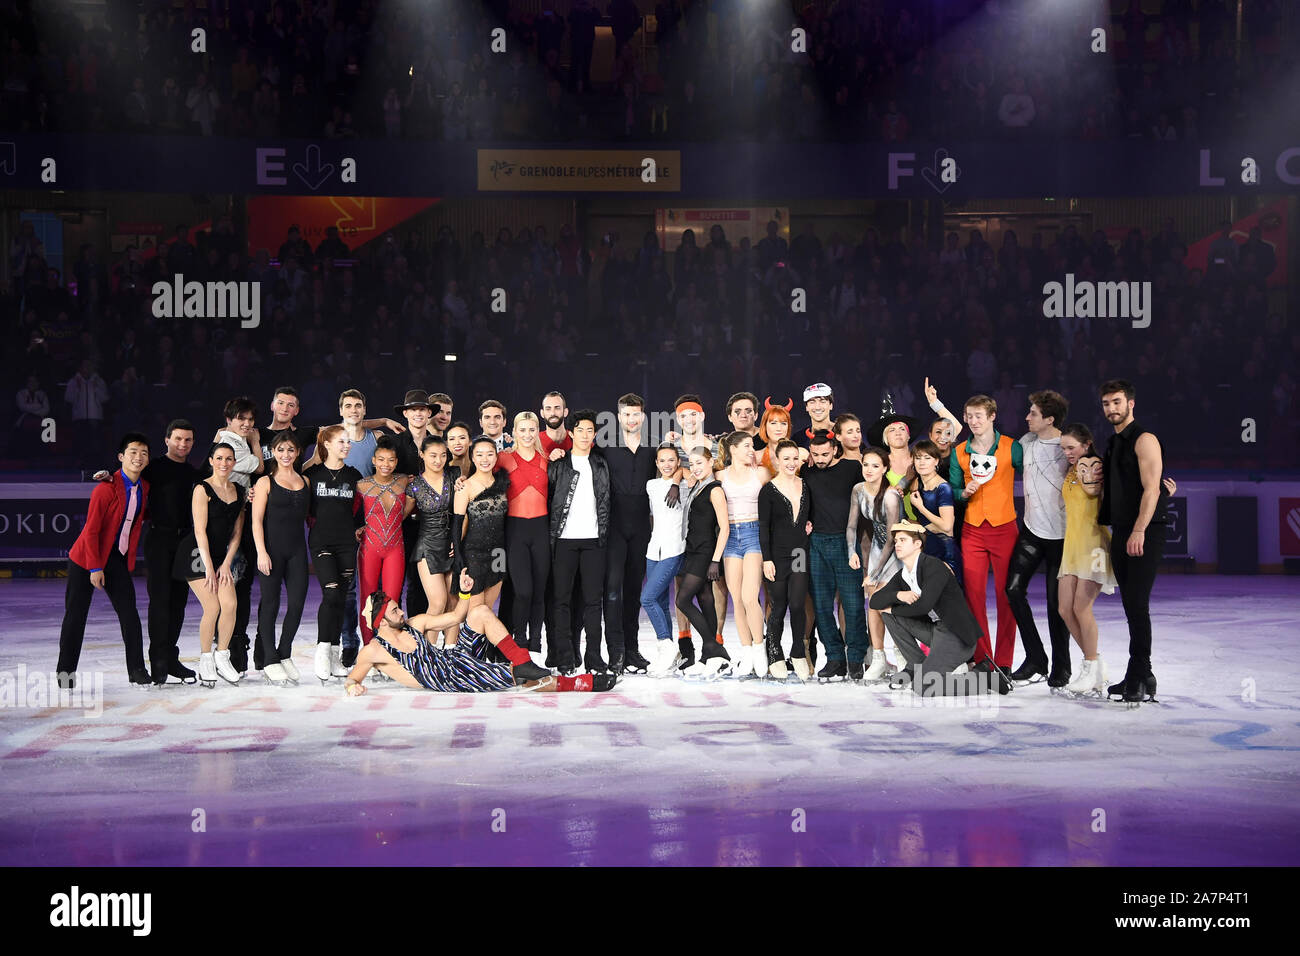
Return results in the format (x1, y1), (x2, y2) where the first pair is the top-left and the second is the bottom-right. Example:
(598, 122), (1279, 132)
(949, 395), (1023, 672)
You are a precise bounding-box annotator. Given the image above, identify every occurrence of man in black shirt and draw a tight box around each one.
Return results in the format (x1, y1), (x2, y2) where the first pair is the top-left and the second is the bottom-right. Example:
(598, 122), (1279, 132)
(597, 393), (657, 673)
(802, 433), (868, 681)
(96, 420), (200, 683)
(1097, 379), (1169, 703)
(100, 420), (200, 683)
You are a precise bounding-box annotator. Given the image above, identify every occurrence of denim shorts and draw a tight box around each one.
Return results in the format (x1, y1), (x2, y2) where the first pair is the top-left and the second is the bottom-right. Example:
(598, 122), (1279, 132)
(724, 520), (762, 558)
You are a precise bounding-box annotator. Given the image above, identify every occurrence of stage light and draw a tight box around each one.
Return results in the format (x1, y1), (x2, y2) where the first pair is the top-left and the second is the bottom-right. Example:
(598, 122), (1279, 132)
(444, 353), (458, 362)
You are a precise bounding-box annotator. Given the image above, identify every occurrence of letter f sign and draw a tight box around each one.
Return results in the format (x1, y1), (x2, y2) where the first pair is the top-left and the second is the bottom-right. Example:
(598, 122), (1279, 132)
(888, 153), (915, 191)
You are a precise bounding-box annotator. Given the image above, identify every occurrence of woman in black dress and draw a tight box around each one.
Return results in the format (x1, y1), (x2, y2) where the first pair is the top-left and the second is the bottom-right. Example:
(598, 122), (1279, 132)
(675, 445), (731, 678)
(451, 436), (509, 608)
(407, 433), (459, 630)
(251, 431), (310, 686)
(759, 439), (812, 682)
(174, 442), (247, 687)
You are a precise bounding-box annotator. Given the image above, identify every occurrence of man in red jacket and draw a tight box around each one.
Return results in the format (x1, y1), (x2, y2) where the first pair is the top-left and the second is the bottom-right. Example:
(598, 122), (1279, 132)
(56, 432), (152, 689)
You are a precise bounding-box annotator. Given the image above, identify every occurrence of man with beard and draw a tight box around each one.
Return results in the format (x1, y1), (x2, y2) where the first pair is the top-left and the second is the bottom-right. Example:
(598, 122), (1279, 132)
(1097, 380), (1169, 704)
(350, 572), (615, 694)
(801, 432), (869, 681)
(539, 391), (572, 457)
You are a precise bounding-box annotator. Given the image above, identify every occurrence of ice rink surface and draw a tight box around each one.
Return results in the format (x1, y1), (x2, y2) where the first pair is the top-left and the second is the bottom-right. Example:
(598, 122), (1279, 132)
(2, 575), (1298, 866)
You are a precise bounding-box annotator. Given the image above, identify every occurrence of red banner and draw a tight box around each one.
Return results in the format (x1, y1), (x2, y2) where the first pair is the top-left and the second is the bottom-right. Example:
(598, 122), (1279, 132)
(1183, 199), (1287, 287)
(246, 197), (440, 258)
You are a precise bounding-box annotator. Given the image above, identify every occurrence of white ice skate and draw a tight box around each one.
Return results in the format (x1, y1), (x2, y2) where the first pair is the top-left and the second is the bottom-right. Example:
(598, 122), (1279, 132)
(263, 662), (290, 687)
(751, 645), (770, 680)
(769, 656), (790, 681)
(329, 645), (348, 678)
(280, 657), (300, 684)
(864, 649), (890, 682)
(649, 642), (682, 678)
(314, 642), (333, 684)
(735, 644), (760, 681)
(214, 649), (241, 685)
(1064, 656), (1108, 698)
(682, 657), (731, 681)
(791, 658), (811, 682)
(198, 652), (217, 689)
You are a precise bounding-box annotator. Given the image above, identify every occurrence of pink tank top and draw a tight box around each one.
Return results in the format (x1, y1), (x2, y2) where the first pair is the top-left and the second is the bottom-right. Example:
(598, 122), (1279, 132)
(721, 469), (761, 523)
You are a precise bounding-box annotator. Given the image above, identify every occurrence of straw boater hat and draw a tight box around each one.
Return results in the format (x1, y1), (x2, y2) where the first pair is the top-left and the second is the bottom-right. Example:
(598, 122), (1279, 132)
(866, 394), (922, 448)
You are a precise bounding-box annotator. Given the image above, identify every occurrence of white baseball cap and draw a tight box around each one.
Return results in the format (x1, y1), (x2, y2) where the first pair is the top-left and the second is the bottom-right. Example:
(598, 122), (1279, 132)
(803, 382), (833, 402)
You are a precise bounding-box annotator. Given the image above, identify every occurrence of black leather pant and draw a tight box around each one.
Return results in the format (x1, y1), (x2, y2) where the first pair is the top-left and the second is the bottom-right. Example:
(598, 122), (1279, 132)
(1005, 526), (1070, 672)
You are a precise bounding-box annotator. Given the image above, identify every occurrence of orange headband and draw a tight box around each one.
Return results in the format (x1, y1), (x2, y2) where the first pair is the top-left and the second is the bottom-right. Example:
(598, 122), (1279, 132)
(676, 402), (704, 414)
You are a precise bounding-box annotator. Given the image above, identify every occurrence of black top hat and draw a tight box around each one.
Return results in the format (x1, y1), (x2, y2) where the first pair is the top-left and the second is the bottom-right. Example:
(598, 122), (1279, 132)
(866, 394), (922, 448)
(394, 389), (439, 415)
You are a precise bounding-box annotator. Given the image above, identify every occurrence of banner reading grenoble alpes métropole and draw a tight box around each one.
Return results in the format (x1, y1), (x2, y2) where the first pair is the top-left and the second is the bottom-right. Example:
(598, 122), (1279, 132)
(477, 149), (681, 192)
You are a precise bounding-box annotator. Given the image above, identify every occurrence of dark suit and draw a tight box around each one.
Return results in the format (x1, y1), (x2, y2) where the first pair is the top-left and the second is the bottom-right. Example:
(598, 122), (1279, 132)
(870, 554), (983, 690)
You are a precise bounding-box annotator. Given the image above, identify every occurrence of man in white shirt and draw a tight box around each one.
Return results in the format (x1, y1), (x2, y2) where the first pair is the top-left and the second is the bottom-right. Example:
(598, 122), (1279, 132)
(1006, 391), (1072, 686)
(869, 522), (1005, 696)
(547, 410), (612, 675)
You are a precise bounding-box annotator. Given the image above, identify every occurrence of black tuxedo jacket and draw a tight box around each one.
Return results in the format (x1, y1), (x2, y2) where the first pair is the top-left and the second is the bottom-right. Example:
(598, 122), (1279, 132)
(868, 553), (983, 647)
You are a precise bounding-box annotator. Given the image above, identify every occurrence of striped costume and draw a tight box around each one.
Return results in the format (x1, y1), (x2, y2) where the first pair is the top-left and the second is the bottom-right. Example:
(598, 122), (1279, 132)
(372, 622), (515, 692)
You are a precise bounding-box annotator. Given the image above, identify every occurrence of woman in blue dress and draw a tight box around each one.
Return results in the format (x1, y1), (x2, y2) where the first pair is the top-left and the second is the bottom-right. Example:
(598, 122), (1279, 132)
(907, 439), (959, 574)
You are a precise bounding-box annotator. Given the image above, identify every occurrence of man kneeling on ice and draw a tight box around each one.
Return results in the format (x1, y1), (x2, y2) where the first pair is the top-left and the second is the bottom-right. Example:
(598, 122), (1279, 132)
(869, 522), (1009, 696)
(347, 570), (617, 695)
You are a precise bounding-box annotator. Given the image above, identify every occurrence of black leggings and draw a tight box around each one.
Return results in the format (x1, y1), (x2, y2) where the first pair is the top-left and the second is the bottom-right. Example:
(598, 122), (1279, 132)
(765, 567), (809, 662)
(258, 547), (309, 663)
(506, 515), (550, 651)
(676, 572), (723, 658)
(313, 545), (356, 646)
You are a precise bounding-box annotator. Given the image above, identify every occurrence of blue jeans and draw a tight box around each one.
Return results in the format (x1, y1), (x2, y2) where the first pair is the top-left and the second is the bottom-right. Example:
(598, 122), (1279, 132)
(640, 554), (682, 640)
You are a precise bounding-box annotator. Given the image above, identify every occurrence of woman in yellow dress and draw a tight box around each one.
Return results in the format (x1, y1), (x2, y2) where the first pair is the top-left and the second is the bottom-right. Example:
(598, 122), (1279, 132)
(1058, 424), (1174, 696)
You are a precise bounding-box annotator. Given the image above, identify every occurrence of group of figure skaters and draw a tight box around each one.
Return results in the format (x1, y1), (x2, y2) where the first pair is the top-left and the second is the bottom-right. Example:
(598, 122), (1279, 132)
(54, 375), (1174, 703)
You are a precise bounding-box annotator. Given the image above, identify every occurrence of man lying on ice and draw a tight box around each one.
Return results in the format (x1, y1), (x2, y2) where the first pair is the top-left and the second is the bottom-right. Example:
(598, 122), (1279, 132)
(347, 569), (617, 695)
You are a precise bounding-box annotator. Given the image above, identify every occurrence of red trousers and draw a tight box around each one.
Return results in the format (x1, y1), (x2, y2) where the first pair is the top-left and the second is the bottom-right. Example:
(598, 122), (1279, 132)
(358, 541), (406, 644)
(961, 520), (1020, 668)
